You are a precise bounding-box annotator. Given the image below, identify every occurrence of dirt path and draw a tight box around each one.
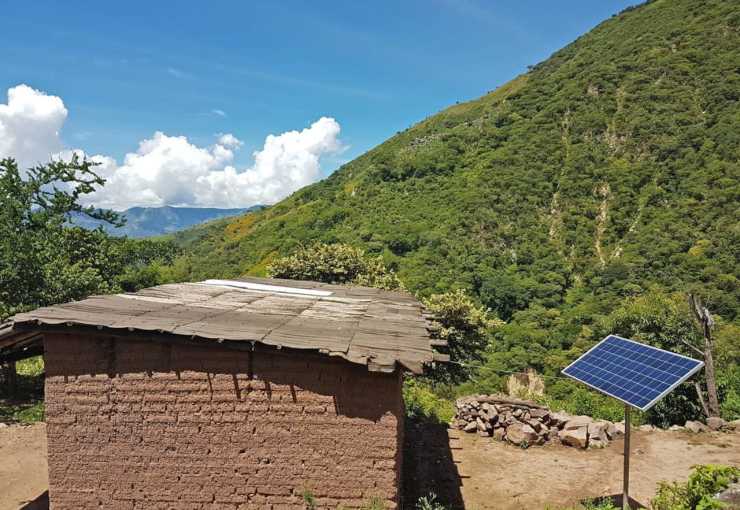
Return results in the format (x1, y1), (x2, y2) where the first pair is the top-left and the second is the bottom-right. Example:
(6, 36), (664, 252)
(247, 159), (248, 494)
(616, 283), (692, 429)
(0, 424), (47, 510)
(1, 423), (738, 509)
(454, 428), (740, 509)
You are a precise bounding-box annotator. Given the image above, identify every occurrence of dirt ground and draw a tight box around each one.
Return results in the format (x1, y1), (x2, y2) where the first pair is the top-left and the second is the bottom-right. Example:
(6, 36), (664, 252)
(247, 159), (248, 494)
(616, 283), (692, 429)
(0, 423), (47, 510)
(453, 428), (740, 509)
(1, 423), (738, 510)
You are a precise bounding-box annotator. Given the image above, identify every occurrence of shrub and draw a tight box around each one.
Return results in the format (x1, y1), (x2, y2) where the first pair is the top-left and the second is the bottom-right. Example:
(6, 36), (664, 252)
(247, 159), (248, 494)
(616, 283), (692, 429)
(543, 380), (639, 424)
(423, 289), (502, 384)
(266, 243), (403, 290)
(403, 378), (455, 424)
(361, 496), (386, 510)
(416, 492), (448, 510)
(300, 489), (316, 510)
(651, 464), (740, 510)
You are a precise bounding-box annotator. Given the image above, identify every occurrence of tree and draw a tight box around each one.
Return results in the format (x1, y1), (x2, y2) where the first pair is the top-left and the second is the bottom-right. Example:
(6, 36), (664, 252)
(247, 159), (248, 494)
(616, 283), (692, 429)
(267, 243), (501, 383)
(266, 243), (403, 290)
(688, 294), (721, 418)
(601, 290), (729, 425)
(423, 289), (502, 384)
(0, 157), (177, 319)
(0, 156), (119, 318)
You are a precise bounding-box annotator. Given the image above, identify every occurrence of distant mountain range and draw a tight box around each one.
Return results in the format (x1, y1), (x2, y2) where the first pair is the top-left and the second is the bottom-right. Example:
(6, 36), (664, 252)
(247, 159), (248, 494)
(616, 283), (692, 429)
(73, 206), (263, 238)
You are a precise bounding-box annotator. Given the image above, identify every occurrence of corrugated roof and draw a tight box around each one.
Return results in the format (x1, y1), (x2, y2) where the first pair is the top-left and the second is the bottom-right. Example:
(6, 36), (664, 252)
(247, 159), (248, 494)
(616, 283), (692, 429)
(1, 277), (446, 373)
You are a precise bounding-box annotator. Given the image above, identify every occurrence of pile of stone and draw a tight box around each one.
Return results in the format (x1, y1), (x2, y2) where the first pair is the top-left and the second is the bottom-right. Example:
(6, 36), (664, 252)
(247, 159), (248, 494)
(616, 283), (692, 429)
(684, 417), (738, 433)
(452, 395), (623, 449)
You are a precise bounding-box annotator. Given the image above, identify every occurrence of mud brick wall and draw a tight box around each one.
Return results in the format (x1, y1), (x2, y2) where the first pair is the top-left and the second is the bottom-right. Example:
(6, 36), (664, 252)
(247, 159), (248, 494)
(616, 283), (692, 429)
(43, 332), (404, 510)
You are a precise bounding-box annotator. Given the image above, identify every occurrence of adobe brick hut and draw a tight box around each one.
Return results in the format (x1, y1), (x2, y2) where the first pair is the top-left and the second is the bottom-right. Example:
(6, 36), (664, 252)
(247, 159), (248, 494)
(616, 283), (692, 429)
(0, 277), (444, 510)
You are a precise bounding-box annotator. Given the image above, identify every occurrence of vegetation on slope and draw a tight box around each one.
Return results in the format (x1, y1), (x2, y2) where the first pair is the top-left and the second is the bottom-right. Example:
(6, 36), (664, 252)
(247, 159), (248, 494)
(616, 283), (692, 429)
(163, 0), (739, 425)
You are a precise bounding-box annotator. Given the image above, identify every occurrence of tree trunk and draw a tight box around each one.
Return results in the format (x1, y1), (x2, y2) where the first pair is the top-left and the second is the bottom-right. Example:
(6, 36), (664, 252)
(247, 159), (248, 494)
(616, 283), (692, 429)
(702, 337), (721, 417)
(688, 294), (721, 418)
(694, 381), (709, 418)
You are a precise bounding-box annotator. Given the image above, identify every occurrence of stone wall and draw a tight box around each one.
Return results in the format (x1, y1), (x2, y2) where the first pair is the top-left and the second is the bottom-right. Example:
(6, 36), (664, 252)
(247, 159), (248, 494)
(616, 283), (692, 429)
(44, 332), (403, 509)
(453, 395), (623, 449)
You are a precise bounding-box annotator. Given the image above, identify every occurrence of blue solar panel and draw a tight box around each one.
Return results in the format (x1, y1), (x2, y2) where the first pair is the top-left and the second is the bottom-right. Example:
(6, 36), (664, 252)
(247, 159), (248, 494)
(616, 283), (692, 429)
(562, 335), (704, 411)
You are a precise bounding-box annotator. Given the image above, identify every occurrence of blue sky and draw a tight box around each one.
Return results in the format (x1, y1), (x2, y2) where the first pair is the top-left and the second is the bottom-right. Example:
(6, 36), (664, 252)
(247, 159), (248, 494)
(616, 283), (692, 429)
(1, 0), (638, 208)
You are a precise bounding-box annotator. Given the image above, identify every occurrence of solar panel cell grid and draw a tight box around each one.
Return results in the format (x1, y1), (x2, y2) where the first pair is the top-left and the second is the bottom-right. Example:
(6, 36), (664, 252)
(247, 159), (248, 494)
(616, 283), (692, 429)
(562, 335), (704, 411)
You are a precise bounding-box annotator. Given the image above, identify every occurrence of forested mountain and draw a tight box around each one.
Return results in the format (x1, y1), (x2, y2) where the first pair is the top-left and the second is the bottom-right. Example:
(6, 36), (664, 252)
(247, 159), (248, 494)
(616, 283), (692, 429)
(164, 0), (739, 418)
(72, 205), (260, 237)
(171, 0), (738, 309)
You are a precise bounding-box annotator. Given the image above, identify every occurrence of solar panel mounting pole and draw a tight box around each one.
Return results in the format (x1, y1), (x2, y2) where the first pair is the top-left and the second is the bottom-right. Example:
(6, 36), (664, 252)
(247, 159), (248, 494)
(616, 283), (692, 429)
(623, 404), (631, 510)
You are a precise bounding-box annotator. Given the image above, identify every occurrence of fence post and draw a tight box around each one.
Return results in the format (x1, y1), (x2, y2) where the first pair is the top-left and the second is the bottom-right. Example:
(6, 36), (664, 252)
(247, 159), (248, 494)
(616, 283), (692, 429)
(4, 361), (18, 396)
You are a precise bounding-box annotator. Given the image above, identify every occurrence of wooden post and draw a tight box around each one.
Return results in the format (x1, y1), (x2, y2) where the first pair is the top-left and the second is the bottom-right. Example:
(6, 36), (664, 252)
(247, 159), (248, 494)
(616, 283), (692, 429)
(3, 361), (18, 396)
(623, 404), (631, 510)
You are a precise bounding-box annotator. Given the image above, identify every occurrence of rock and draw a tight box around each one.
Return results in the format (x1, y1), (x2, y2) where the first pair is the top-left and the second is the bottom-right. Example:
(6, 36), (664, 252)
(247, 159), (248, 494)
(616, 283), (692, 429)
(639, 424), (656, 432)
(513, 408), (523, 418)
(546, 429), (559, 442)
(463, 421), (477, 433)
(529, 408), (550, 420)
(685, 420), (709, 433)
(476, 417), (488, 432)
(707, 416), (726, 431)
(727, 419), (740, 431)
(527, 419), (543, 433)
(559, 426), (589, 448)
(589, 437), (608, 448)
(0, 423), (7, 428)
(564, 415), (593, 430)
(506, 422), (538, 447)
(613, 422), (625, 436)
(668, 425), (684, 432)
(493, 427), (506, 441)
(478, 428), (491, 437)
(716, 482), (740, 507)
(588, 422), (609, 448)
(549, 411), (571, 428)
(589, 421), (609, 441)
(598, 421), (616, 439)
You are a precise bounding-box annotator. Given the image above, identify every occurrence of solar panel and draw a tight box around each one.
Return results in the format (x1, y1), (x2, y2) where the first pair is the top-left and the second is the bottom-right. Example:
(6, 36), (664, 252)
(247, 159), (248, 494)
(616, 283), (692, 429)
(562, 334), (704, 411)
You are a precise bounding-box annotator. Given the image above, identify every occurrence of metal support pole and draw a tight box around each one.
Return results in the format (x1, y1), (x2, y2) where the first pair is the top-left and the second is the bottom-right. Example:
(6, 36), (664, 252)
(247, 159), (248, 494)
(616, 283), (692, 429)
(623, 404), (631, 510)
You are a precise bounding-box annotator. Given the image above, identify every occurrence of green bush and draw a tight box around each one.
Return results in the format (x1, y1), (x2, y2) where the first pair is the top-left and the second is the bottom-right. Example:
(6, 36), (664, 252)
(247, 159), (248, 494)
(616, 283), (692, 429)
(300, 489), (316, 510)
(416, 492), (448, 510)
(651, 464), (740, 510)
(266, 243), (403, 290)
(361, 496), (386, 510)
(581, 499), (619, 510)
(16, 356), (44, 376)
(422, 289), (502, 385)
(0, 401), (44, 424)
(543, 380), (641, 424)
(403, 378), (455, 424)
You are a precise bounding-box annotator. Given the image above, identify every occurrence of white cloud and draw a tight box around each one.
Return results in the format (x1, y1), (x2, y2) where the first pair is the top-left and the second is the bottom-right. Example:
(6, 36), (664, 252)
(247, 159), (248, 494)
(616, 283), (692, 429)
(0, 84), (67, 169)
(216, 133), (242, 148)
(211, 109), (227, 117)
(0, 84), (342, 210)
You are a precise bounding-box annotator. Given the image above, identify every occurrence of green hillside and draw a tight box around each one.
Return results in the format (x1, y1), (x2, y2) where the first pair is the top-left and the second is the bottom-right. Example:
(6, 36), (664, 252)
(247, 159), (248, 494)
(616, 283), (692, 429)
(170, 0), (738, 315)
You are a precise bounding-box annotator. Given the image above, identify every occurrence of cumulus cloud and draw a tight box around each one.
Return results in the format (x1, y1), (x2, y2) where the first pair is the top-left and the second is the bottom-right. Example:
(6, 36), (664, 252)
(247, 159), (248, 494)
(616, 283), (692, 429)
(211, 109), (227, 117)
(0, 84), (343, 210)
(82, 118), (341, 209)
(0, 84), (67, 169)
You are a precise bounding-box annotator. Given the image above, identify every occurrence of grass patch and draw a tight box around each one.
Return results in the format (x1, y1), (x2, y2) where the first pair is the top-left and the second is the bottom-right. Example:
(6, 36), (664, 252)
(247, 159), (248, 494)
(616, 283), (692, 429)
(1, 356), (45, 424)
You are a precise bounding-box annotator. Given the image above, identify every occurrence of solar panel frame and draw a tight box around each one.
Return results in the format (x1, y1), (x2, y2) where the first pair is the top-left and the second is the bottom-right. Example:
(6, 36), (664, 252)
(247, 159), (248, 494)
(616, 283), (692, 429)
(562, 334), (704, 411)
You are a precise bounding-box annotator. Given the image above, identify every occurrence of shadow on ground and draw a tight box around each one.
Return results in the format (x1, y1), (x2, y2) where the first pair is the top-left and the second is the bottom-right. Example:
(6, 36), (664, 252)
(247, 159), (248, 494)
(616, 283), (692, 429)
(18, 491), (48, 510)
(404, 419), (464, 509)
